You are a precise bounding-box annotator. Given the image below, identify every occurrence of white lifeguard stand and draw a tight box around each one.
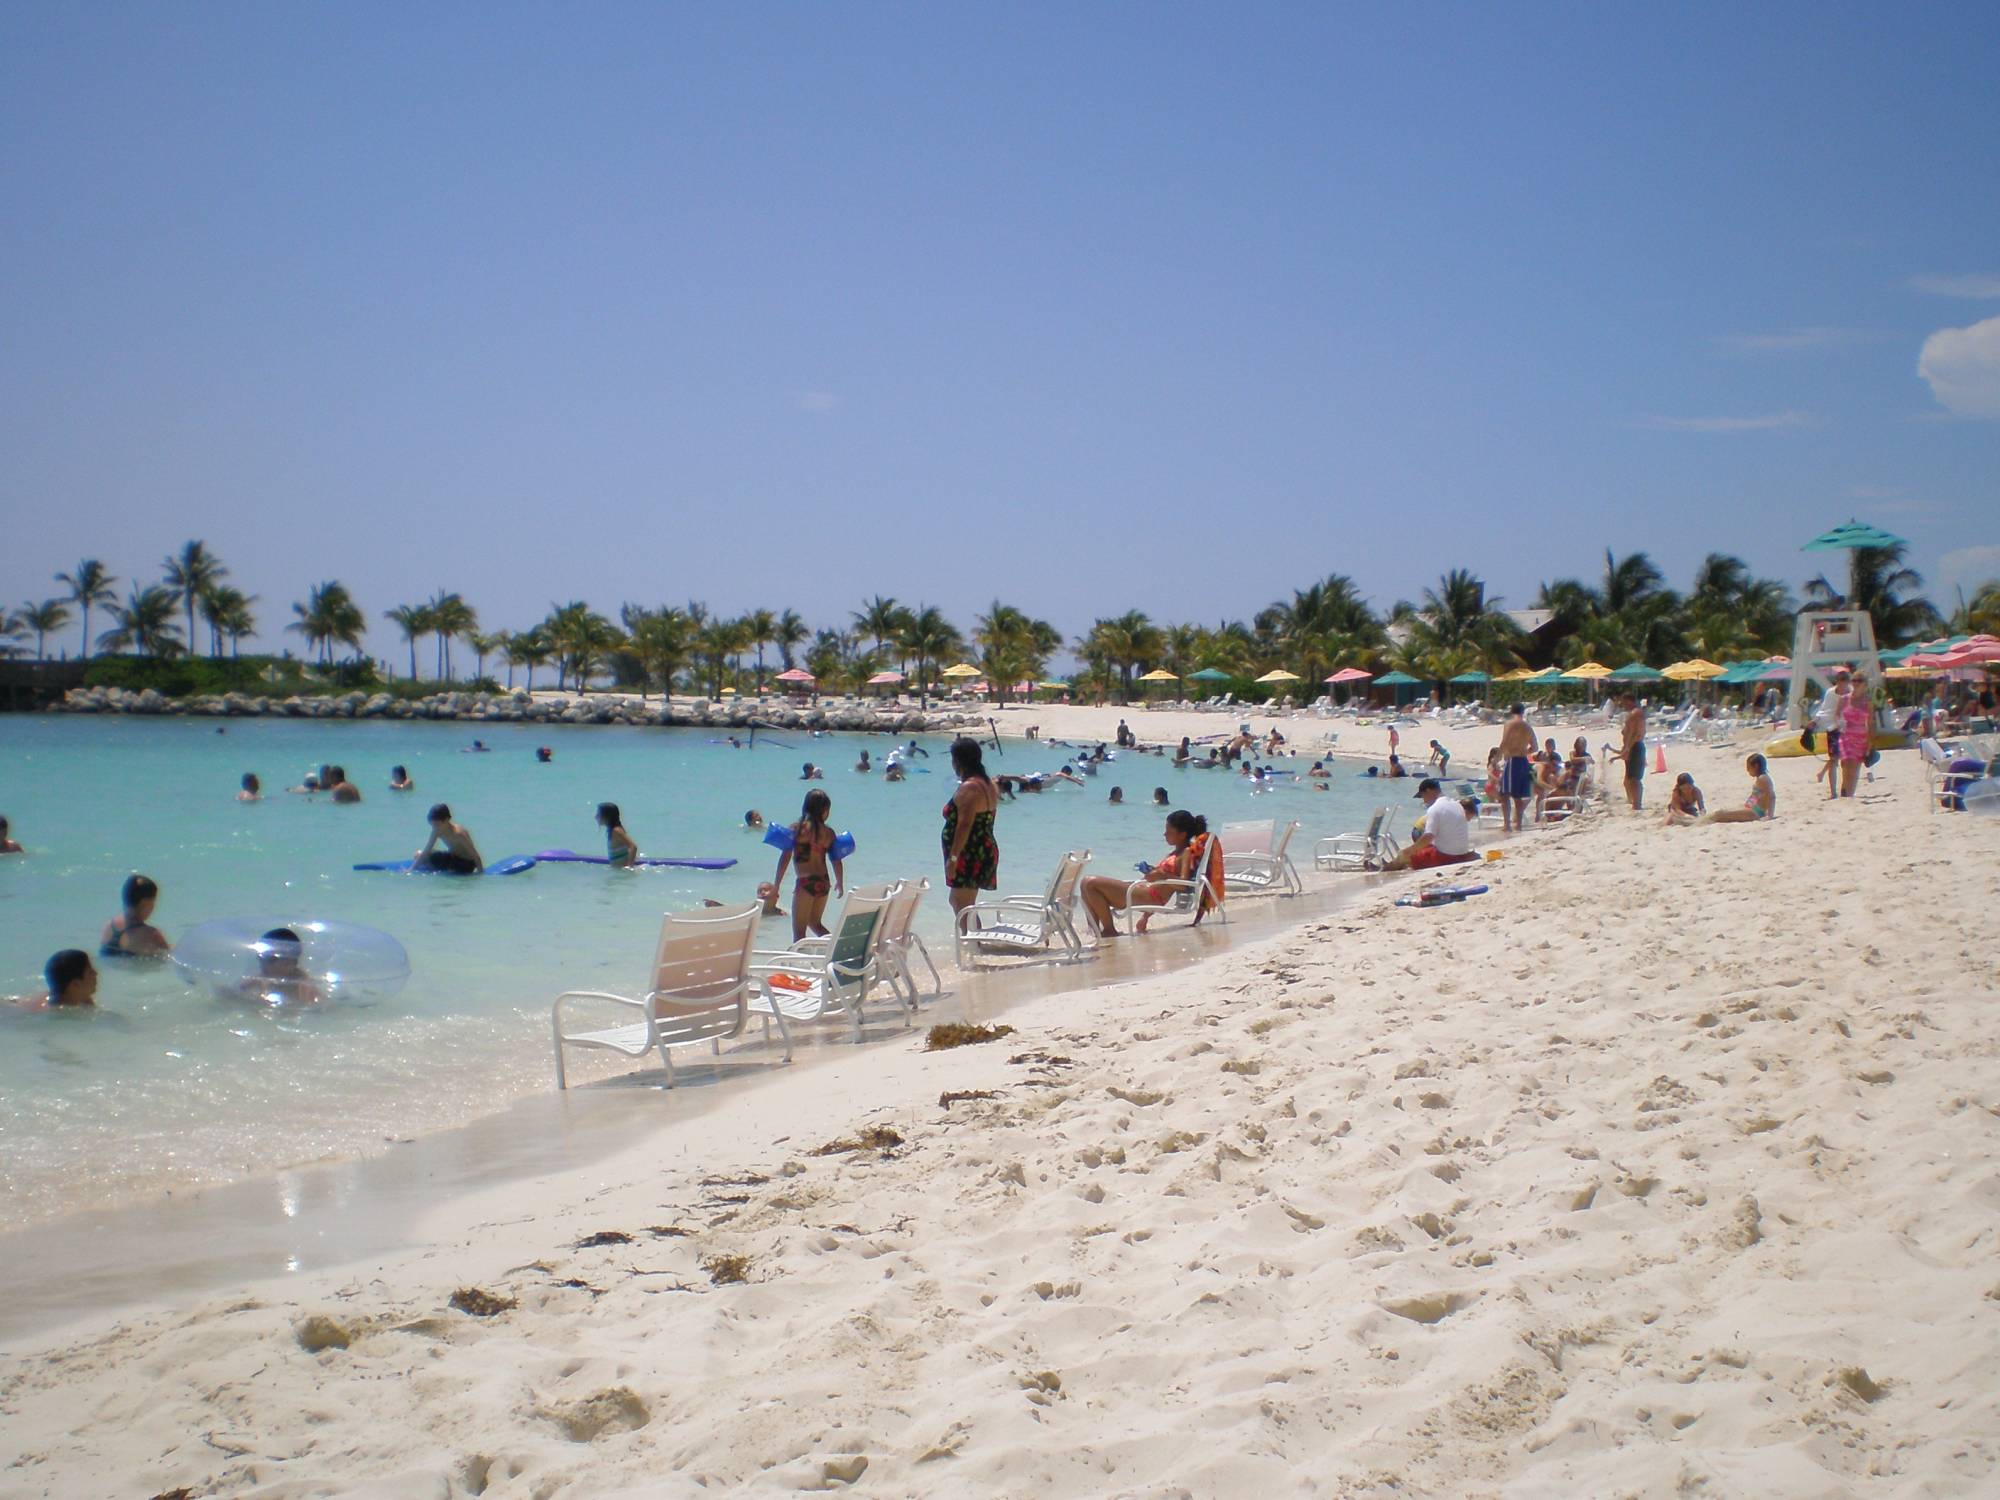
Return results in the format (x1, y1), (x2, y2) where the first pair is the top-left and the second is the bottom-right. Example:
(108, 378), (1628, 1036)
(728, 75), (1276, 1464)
(1787, 611), (1882, 728)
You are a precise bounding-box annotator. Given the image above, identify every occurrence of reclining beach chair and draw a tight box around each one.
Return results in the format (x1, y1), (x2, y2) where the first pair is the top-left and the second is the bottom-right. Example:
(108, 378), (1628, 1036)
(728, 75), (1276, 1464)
(551, 900), (778, 1089)
(1221, 818), (1302, 897)
(748, 883), (895, 1042)
(1315, 807), (1400, 871)
(876, 877), (941, 1007)
(954, 849), (1092, 967)
(1117, 836), (1223, 934)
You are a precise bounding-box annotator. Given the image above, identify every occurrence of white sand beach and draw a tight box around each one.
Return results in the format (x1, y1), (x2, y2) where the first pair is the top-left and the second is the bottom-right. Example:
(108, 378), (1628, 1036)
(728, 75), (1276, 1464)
(4, 728), (1997, 1498)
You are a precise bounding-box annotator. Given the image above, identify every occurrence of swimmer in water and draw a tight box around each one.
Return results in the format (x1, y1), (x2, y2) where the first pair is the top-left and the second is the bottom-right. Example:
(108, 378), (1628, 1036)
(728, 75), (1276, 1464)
(415, 803), (484, 874)
(536, 746), (553, 762)
(13, 949), (99, 1010)
(904, 739), (930, 758)
(237, 774), (261, 803)
(101, 874), (171, 956)
(238, 928), (324, 1007)
(744, 809), (765, 831)
(288, 775), (320, 794)
(1108, 786), (1124, 804)
(388, 765), (414, 791)
(466, 740), (491, 754)
(884, 762), (906, 782)
(0, 814), (22, 853)
(800, 762), (824, 780)
(855, 749), (872, 772)
(325, 765), (362, 804)
(597, 801), (638, 866)
(1152, 787), (1169, 805)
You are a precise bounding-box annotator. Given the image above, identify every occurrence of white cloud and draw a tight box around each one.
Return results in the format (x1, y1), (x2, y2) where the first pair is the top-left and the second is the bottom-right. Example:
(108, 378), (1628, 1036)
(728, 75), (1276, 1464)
(1714, 327), (1875, 353)
(1937, 544), (2000, 602)
(1638, 411), (1815, 433)
(1917, 315), (2000, 418)
(799, 391), (838, 413)
(1909, 273), (2000, 299)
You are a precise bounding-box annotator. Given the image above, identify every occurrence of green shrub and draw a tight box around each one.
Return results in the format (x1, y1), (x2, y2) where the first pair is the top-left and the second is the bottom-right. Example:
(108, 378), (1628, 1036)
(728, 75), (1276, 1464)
(83, 655), (312, 697)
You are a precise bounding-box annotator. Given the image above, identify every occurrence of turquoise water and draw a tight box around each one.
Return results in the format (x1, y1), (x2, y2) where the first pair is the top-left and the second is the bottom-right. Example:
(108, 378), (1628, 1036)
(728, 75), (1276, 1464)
(0, 714), (1399, 1226)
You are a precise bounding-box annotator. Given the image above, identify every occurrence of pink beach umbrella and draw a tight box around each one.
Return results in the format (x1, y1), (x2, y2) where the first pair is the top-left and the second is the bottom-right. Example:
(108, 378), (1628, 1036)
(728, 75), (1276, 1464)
(1326, 667), (1372, 684)
(774, 668), (815, 683)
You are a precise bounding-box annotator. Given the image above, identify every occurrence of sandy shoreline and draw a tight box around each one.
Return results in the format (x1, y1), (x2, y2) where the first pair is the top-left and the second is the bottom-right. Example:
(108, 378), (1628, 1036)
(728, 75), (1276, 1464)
(4, 728), (1996, 1497)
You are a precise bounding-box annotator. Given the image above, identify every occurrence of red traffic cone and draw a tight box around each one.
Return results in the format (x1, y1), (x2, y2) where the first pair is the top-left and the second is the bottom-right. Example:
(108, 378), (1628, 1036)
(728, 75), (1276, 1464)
(1653, 743), (1668, 775)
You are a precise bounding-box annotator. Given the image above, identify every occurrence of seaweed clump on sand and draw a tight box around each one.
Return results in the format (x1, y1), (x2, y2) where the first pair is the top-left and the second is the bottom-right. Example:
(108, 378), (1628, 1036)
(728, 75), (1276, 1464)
(573, 1229), (635, 1249)
(812, 1126), (905, 1156)
(702, 1253), (751, 1285)
(450, 1286), (518, 1318)
(925, 1022), (1016, 1051)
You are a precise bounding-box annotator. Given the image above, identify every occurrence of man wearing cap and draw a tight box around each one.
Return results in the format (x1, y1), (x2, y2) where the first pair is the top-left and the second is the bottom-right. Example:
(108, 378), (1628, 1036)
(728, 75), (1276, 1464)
(1381, 778), (1478, 871)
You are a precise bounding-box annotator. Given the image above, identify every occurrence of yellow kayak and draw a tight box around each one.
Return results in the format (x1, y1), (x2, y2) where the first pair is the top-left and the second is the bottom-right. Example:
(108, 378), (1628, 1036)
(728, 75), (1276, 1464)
(1763, 729), (1911, 759)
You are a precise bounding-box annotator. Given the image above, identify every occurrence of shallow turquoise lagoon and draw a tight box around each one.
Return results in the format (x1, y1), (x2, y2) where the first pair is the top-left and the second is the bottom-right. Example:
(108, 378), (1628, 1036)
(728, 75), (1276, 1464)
(0, 714), (1398, 1226)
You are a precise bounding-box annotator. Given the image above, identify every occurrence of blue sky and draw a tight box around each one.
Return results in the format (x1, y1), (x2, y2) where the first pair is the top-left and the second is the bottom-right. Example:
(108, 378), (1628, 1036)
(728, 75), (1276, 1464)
(3, 2), (1997, 663)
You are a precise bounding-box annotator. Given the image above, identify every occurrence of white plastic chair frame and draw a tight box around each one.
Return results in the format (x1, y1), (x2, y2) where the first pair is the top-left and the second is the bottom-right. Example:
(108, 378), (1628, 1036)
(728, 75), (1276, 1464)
(1315, 807), (1401, 871)
(1221, 819), (1302, 897)
(954, 850), (1092, 967)
(552, 900), (781, 1089)
(748, 883), (896, 1042)
(1117, 836), (1223, 934)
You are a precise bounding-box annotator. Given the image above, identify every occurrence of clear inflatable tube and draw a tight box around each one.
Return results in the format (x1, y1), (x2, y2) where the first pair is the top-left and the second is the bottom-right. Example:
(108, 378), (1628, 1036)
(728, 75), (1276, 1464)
(761, 825), (857, 861)
(171, 917), (412, 1008)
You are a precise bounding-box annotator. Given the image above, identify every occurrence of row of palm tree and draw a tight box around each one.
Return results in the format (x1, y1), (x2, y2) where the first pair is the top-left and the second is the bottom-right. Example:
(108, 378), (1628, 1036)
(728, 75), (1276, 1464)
(12, 541), (1994, 698)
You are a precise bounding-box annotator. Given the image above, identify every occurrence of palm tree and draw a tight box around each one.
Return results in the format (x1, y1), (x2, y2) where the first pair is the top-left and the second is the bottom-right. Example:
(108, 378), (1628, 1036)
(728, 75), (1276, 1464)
(1599, 550), (1666, 616)
(1401, 570), (1523, 679)
(162, 541), (226, 656)
(15, 598), (72, 660)
(466, 630), (503, 684)
(542, 602), (621, 689)
(774, 609), (811, 671)
(899, 605), (962, 705)
(426, 591), (476, 681)
(1803, 543), (1942, 645)
(625, 606), (695, 700)
(384, 603), (433, 681)
(1952, 579), (2000, 636)
(98, 586), (183, 657)
(507, 630), (553, 691)
(853, 596), (902, 659)
(740, 608), (778, 691)
(199, 586), (257, 658)
(289, 581), (364, 666)
(55, 559), (119, 661)
(0, 611), (24, 660)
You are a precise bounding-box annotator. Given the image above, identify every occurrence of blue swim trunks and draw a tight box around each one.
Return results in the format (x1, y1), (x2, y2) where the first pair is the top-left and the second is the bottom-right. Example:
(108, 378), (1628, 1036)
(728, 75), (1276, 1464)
(1501, 756), (1534, 799)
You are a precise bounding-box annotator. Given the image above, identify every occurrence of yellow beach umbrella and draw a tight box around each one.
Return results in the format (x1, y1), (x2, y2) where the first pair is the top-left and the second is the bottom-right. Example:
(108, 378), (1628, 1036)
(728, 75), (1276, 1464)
(1254, 669), (1301, 683)
(1495, 666), (1538, 682)
(1566, 661), (1612, 679)
(1137, 668), (1180, 682)
(941, 662), (982, 679)
(1663, 658), (1726, 681)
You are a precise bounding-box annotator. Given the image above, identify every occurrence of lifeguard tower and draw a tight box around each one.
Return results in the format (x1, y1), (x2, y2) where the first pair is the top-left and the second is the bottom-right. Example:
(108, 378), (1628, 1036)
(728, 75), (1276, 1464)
(1786, 610), (1881, 728)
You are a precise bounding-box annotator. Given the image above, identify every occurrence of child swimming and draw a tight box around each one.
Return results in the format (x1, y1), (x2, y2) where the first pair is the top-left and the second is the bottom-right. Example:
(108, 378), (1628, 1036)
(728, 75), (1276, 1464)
(237, 928), (325, 1007)
(596, 802), (639, 866)
(101, 874), (170, 956)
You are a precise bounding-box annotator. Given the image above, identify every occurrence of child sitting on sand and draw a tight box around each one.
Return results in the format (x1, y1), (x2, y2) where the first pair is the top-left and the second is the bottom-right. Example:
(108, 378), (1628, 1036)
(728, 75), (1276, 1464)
(1663, 773), (1706, 825)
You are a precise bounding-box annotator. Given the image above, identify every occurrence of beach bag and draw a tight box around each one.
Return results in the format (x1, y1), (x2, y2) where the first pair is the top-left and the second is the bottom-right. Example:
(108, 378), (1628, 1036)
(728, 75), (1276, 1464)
(1800, 728), (1815, 752)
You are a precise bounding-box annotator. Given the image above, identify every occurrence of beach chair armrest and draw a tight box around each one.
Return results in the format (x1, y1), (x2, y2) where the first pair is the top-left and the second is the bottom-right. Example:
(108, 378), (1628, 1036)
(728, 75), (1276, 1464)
(553, 989), (649, 1023)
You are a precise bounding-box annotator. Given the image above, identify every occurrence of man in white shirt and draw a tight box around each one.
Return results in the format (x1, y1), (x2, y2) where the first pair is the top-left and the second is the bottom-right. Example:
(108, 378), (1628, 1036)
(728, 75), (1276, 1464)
(1383, 779), (1478, 871)
(1810, 669), (1850, 801)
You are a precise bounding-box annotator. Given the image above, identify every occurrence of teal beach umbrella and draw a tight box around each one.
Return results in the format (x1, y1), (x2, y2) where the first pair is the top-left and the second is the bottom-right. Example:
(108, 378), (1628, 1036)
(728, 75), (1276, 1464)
(1608, 662), (1662, 681)
(1188, 667), (1233, 683)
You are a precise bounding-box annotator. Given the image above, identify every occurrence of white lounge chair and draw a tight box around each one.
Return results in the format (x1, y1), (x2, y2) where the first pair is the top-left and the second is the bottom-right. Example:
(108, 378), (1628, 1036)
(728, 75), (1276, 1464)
(1116, 836), (1223, 933)
(876, 877), (942, 1007)
(748, 884), (895, 1042)
(1221, 818), (1302, 897)
(551, 900), (780, 1089)
(954, 850), (1092, 967)
(1315, 806), (1401, 871)
(1539, 794), (1582, 824)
